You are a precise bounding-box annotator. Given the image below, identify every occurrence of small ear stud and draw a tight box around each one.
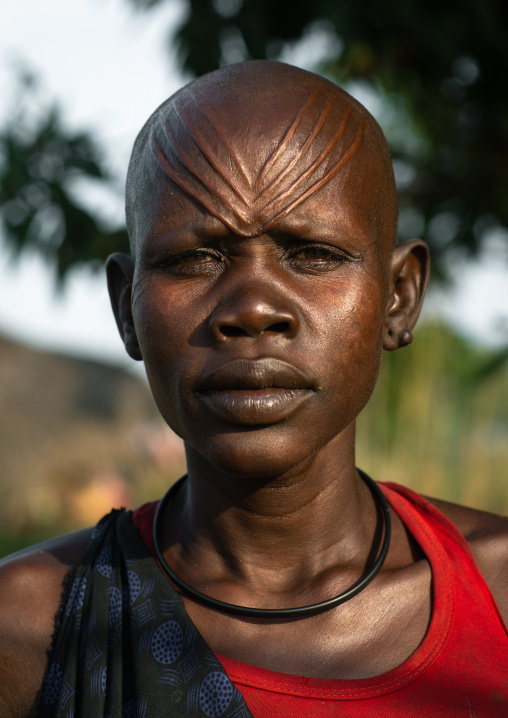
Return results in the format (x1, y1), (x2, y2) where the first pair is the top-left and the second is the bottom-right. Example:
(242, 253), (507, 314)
(398, 329), (413, 347)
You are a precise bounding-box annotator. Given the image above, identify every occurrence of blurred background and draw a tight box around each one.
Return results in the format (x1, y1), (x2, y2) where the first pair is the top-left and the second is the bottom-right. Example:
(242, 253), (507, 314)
(0, 0), (507, 556)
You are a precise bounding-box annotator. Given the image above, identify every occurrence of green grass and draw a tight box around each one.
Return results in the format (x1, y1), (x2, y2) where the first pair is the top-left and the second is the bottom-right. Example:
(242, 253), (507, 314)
(357, 321), (508, 513)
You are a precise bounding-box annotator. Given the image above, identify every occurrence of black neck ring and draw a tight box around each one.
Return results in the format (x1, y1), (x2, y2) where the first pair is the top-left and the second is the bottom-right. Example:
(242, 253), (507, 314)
(153, 469), (391, 619)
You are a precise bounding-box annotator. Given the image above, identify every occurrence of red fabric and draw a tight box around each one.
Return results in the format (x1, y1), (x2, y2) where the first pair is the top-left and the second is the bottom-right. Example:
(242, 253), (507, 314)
(132, 483), (508, 716)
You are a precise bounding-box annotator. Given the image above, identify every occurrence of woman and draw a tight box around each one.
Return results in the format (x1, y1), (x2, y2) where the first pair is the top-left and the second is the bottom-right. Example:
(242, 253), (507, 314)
(1, 61), (507, 717)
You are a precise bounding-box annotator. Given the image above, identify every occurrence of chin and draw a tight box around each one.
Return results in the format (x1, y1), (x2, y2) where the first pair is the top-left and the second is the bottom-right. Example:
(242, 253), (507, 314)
(184, 420), (352, 483)
(188, 427), (316, 480)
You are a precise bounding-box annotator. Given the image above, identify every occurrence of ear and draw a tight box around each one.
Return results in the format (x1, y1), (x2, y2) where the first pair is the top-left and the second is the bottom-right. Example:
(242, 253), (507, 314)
(106, 252), (143, 361)
(383, 239), (430, 351)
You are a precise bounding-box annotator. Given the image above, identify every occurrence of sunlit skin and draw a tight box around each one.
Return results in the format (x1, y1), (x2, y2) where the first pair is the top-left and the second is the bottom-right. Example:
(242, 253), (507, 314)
(1, 62), (508, 717)
(131, 191), (390, 478)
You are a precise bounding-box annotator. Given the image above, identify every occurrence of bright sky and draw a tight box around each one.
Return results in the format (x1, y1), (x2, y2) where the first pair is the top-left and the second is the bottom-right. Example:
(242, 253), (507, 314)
(0, 0), (507, 369)
(0, 0), (187, 368)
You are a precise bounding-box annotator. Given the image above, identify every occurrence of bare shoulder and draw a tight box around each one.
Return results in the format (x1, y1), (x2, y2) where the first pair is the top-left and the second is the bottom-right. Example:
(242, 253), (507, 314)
(427, 496), (508, 624)
(0, 529), (93, 718)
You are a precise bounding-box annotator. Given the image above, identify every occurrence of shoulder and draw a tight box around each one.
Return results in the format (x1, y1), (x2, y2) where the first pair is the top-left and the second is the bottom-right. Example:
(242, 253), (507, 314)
(426, 496), (508, 624)
(0, 529), (93, 718)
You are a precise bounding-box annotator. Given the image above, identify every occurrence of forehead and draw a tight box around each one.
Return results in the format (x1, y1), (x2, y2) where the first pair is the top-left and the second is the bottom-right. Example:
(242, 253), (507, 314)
(129, 62), (396, 253)
(136, 162), (388, 266)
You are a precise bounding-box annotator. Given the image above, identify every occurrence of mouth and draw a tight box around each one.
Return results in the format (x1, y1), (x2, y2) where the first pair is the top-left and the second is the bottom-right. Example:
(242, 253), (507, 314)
(195, 359), (317, 425)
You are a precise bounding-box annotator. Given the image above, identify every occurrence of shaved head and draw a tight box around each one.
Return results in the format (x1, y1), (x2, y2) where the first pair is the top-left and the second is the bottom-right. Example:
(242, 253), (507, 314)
(126, 61), (397, 253)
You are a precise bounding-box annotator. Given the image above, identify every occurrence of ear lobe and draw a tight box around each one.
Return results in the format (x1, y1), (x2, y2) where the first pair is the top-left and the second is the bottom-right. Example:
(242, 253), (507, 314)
(106, 252), (143, 361)
(383, 239), (430, 351)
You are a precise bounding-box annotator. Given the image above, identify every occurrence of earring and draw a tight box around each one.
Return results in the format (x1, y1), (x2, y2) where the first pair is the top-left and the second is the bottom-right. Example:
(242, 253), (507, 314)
(398, 329), (413, 347)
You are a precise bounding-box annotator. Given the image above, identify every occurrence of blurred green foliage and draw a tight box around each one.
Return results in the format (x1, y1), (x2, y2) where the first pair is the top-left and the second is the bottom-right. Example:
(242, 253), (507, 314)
(0, 73), (129, 282)
(357, 321), (508, 511)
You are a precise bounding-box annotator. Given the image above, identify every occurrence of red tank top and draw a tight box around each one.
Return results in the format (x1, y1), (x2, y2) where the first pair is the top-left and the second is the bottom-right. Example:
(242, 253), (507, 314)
(133, 482), (508, 716)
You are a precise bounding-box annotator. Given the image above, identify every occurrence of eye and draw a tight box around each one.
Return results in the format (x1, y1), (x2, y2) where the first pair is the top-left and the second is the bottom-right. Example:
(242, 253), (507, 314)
(287, 244), (349, 270)
(158, 249), (225, 275)
(177, 251), (220, 265)
(291, 247), (336, 261)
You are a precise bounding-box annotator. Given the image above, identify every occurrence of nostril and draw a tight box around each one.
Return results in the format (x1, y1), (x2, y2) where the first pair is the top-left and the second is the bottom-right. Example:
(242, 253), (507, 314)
(218, 321), (291, 338)
(267, 322), (291, 333)
(219, 325), (249, 338)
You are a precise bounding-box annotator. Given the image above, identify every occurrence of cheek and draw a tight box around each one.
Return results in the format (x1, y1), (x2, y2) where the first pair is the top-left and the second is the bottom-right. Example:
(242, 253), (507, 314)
(131, 283), (193, 432)
(132, 277), (195, 357)
(349, 289), (385, 353)
(322, 273), (385, 347)
(321, 280), (385, 415)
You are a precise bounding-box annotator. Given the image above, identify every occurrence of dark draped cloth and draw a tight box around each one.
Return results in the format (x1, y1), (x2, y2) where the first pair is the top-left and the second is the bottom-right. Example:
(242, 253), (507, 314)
(37, 509), (254, 718)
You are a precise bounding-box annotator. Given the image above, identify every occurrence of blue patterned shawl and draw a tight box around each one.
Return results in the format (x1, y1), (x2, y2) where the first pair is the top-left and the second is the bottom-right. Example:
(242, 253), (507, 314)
(37, 509), (254, 718)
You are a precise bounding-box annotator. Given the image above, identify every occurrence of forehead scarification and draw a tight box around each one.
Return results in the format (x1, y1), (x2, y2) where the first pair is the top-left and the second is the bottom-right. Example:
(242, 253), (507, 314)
(148, 74), (365, 237)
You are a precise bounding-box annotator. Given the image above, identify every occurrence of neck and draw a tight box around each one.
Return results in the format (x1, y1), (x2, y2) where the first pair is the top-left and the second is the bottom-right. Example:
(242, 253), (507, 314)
(160, 424), (378, 586)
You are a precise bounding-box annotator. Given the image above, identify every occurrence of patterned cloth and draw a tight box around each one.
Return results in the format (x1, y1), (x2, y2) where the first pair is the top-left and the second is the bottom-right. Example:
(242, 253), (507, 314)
(37, 509), (254, 718)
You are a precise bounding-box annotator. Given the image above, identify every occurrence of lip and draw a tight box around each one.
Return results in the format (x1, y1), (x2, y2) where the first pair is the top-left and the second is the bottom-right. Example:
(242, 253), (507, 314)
(195, 358), (316, 425)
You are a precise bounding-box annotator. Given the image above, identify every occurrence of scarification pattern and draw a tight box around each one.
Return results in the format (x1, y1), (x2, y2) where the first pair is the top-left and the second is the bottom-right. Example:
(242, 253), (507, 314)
(150, 88), (364, 236)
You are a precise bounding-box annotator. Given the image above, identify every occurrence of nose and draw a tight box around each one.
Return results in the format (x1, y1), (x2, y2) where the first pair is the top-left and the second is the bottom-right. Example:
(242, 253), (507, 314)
(208, 281), (300, 342)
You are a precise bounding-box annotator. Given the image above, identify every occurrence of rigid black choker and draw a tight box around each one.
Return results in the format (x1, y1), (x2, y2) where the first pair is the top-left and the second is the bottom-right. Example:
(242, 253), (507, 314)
(152, 469), (391, 619)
